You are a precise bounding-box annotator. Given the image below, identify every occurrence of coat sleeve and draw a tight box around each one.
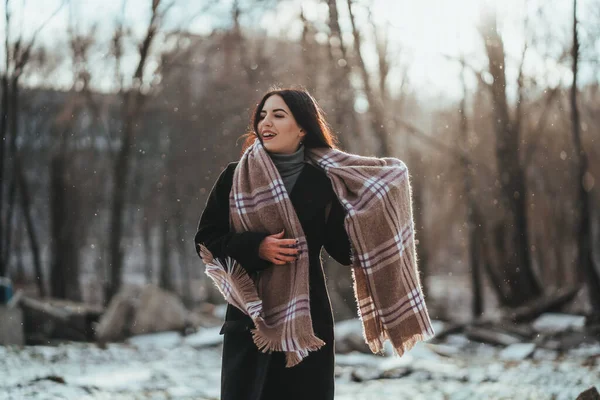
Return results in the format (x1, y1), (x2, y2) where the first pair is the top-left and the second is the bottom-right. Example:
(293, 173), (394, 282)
(194, 163), (271, 273)
(323, 195), (353, 266)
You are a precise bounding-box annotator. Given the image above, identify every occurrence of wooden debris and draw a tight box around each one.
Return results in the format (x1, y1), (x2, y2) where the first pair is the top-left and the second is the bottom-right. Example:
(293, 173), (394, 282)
(553, 331), (592, 352)
(464, 326), (522, 346)
(508, 286), (580, 323)
(494, 323), (536, 340)
(30, 375), (66, 384)
(12, 294), (103, 343)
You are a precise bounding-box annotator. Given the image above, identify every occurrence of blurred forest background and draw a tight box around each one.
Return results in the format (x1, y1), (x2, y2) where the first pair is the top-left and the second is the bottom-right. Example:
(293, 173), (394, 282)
(1, 0), (599, 327)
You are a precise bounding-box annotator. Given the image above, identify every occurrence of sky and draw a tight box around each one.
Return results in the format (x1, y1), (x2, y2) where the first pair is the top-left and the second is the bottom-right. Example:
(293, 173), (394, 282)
(1, 0), (598, 103)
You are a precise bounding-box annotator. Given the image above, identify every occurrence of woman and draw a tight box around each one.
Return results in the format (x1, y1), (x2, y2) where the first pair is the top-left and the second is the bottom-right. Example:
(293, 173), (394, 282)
(194, 88), (434, 400)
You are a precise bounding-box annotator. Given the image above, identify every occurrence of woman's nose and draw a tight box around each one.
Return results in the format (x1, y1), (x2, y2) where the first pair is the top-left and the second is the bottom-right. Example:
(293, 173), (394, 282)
(262, 116), (272, 126)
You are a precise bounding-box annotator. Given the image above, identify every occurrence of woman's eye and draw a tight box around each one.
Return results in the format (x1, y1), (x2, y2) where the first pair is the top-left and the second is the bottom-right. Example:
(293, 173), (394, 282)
(274, 114), (284, 118)
(258, 115), (265, 120)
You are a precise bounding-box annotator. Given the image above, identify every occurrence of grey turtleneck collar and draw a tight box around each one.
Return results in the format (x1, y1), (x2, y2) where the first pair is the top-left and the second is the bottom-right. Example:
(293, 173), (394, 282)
(269, 145), (305, 194)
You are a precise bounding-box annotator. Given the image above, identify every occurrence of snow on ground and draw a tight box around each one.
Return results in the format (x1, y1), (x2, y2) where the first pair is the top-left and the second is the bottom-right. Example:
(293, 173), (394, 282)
(1, 331), (599, 400)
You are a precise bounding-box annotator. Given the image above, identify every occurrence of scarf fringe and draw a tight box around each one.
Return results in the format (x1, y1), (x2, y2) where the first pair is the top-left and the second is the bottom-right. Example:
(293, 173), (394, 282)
(391, 332), (436, 358)
(200, 244), (262, 317)
(366, 328), (436, 358)
(198, 244), (214, 265)
(284, 351), (304, 368)
(230, 264), (263, 318)
(365, 320), (387, 355)
(367, 336), (384, 354)
(250, 322), (326, 353)
(250, 321), (326, 368)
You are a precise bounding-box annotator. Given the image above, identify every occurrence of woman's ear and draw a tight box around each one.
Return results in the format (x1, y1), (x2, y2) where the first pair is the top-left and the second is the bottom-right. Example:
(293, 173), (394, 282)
(299, 128), (306, 141)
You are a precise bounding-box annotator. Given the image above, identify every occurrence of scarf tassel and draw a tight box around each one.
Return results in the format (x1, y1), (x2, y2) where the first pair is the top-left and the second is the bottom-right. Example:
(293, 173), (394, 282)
(250, 321), (326, 368)
(200, 244), (262, 318)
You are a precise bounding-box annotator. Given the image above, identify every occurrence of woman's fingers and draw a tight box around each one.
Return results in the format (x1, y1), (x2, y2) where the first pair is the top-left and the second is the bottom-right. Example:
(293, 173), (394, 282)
(277, 238), (298, 247)
(259, 233), (302, 265)
(278, 247), (300, 256)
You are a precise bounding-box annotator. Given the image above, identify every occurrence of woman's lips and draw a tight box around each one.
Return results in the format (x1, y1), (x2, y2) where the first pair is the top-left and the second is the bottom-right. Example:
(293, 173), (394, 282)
(262, 133), (276, 141)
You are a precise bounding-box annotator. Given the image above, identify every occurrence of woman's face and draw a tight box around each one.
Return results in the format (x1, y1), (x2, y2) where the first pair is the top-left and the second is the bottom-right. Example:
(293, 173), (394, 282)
(257, 95), (305, 154)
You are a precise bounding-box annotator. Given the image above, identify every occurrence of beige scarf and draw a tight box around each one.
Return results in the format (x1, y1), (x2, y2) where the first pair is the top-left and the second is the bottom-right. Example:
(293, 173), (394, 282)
(199, 142), (434, 367)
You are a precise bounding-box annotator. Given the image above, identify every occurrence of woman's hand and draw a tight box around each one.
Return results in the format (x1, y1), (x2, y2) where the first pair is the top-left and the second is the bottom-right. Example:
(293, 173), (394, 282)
(258, 230), (300, 265)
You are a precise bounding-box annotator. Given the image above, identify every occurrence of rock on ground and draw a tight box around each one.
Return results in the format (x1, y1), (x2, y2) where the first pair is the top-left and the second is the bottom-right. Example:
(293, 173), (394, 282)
(95, 285), (188, 343)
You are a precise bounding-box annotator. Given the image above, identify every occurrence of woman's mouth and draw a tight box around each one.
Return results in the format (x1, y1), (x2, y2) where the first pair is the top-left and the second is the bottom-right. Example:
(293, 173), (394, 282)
(262, 132), (277, 141)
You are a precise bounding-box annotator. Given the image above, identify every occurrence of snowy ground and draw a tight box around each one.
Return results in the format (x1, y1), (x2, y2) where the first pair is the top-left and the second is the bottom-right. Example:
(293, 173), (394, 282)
(1, 329), (599, 400)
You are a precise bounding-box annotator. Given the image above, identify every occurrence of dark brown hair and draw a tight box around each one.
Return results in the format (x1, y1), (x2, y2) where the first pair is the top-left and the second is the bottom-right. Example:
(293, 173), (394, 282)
(241, 87), (338, 153)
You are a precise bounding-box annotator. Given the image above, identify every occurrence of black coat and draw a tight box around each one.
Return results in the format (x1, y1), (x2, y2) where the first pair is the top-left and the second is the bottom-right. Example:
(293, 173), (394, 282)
(195, 161), (352, 400)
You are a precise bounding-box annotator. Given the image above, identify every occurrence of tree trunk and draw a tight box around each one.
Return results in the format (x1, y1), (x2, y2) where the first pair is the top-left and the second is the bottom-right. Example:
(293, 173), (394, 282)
(470, 213), (485, 317)
(50, 153), (81, 301)
(12, 216), (25, 283)
(326, 0), (362, 152)
(571, 0), (600, 318)
(16, 155), (45, 297)
(346, 0), (390, 156)
(175, 206), (192, 307)
(107, 104), (134, 302)
(106, 1), (162, 303)
(553, 219), (567, 287)
(459, 62), (484, 318)
(2, 77), (20, 271)
(483, 223), (511, 304)
(0, 74), (8, 277)
(142, 214), (153, 284)
(480, 9), (542, 306)
(159, 214), (173, 292)
(300, 9), (317, 94)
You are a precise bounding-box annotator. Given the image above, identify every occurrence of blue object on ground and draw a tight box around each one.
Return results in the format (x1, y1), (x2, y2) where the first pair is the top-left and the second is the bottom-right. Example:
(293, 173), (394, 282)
(0, 277), (13, 304)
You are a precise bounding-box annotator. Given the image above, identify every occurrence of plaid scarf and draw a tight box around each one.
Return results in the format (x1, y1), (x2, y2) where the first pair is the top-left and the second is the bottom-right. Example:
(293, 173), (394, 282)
(199, 142), (434, 367)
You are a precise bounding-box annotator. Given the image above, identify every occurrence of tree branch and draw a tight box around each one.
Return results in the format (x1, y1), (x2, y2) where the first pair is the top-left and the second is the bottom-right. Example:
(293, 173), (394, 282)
(396, 119), (496, 180)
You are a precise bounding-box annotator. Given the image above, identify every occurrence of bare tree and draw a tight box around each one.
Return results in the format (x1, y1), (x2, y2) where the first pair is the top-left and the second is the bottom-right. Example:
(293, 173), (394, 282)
(159, 211), (173, 292)
(325, 0), (362, 152)
(458, 59), (484, 318)
(346, 0), (389, 156)
(299, 8), (317, 94)
(48, 15), (98, 301)
(570, 0), (600, 319)
(367, 10), (390, 108)
(479, 7), (542, 306)
(0, 1), (9, 277)
(0, 0), (63, 296)
(107, 0), (171, 302)
(49, 133), (82, 300)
